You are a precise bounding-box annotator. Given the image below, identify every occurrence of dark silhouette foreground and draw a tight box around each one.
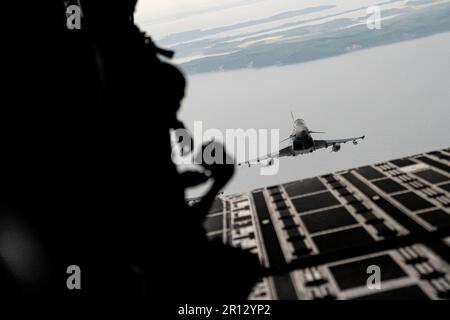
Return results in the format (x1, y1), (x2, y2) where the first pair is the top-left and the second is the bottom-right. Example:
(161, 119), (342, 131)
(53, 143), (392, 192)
(1, 0), (261, 300)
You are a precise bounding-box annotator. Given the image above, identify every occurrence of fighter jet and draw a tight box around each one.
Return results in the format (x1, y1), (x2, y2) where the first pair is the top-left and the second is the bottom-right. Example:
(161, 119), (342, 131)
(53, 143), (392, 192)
(238, 112), (365, 167)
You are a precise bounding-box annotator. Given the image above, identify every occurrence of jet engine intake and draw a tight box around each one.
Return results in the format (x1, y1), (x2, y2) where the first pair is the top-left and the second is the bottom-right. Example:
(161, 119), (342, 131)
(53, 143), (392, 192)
(332, 144), (341, 152)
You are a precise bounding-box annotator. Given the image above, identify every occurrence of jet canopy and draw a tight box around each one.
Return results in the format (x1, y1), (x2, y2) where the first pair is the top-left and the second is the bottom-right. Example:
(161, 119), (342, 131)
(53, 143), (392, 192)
(294, 119), (305, 127)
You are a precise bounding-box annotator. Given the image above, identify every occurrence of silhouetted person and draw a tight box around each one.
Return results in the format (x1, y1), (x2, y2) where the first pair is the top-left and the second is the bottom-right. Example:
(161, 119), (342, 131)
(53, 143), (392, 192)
(1, 0), (261, 301)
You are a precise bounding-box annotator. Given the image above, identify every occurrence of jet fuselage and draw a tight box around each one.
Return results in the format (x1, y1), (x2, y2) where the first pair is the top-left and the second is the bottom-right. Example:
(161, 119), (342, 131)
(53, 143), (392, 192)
(291, 119), (314, 154)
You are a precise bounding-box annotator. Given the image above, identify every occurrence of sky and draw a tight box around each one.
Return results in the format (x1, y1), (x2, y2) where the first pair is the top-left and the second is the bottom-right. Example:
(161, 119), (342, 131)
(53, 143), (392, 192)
(135, 0), (210, 20)
(135, 0), (404, 39)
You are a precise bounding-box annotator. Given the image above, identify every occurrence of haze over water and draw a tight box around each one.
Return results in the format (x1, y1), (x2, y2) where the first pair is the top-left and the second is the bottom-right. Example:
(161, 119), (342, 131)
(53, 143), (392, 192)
(179, 32), (450, 195)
